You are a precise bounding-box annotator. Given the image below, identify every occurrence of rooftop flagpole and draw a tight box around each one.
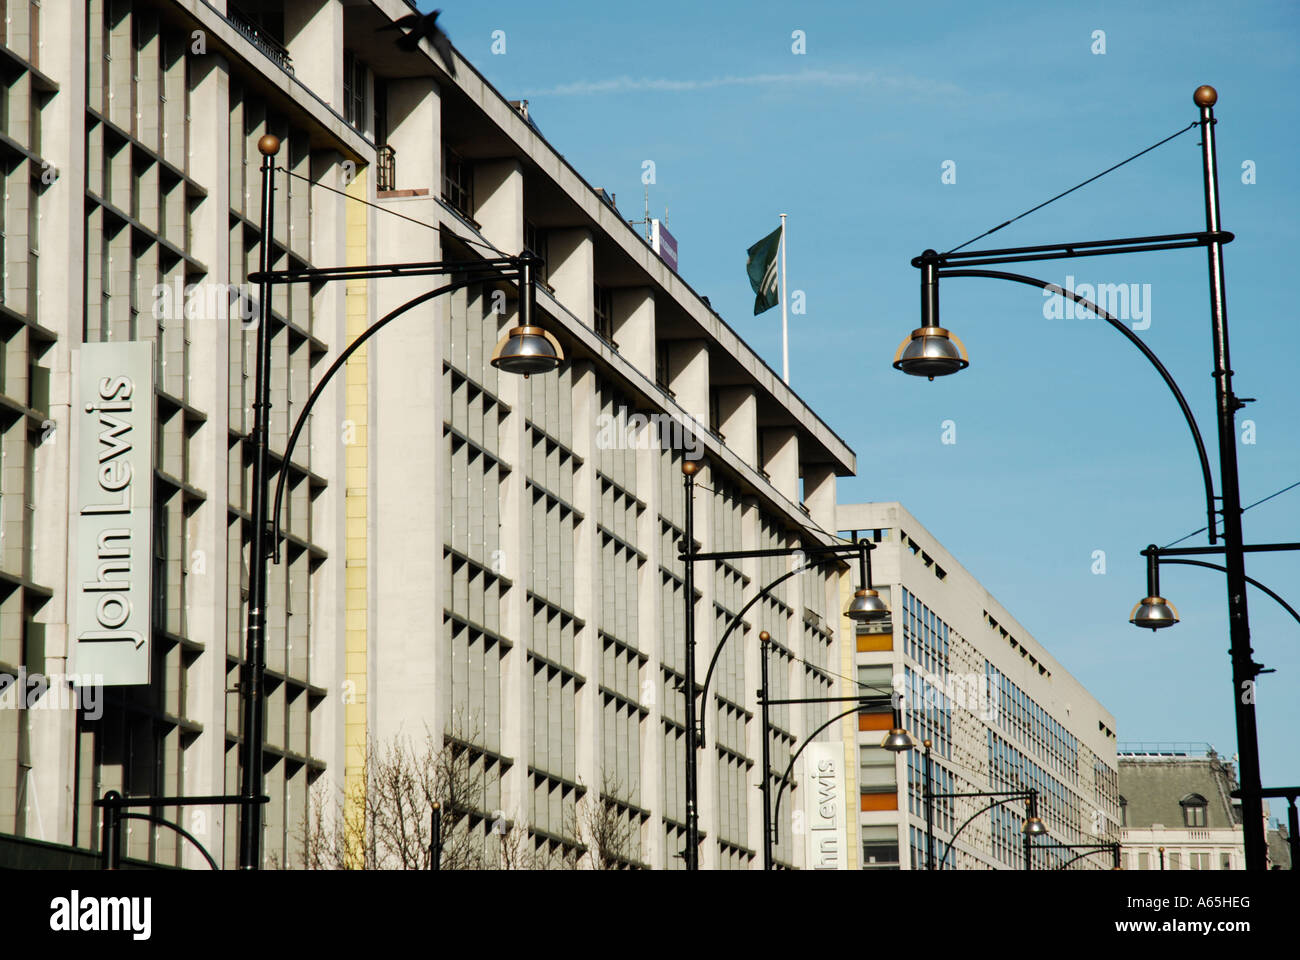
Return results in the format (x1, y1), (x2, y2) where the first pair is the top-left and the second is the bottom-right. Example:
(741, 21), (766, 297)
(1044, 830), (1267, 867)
(779, 213), (789, 384)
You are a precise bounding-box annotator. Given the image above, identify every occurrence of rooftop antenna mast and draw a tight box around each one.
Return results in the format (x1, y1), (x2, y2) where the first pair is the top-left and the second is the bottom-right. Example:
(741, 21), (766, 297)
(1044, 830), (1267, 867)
(629, 187), (668, 241)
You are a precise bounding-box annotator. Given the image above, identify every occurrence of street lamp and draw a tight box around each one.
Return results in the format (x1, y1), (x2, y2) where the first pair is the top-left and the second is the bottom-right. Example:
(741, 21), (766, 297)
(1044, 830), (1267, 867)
(237, 135), (562, 869)
(1130, 547), (1180, 630)
(889, 86), (1289, 869)
(1131, 543), (1300, 633)
(679, 459), (886, 869)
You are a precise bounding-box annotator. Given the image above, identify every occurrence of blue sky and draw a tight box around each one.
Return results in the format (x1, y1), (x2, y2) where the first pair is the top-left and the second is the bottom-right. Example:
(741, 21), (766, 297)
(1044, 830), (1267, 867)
(425, 1), (1300, 813)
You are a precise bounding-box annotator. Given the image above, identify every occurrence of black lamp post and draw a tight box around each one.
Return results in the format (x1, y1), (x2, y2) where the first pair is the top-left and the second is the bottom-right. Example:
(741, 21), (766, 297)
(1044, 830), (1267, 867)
(678, 459), (886, 869)
(238, 136), (562, 869)
(918, 787), (1047, 870)
(891, 87), (1289, 870)
(1036, 841), (1123, 870)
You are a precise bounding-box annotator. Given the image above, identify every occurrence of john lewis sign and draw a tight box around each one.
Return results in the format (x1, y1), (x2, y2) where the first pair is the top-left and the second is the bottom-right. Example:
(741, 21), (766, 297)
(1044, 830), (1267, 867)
(803, 741), (849, 870)
(72, 342), (154, 686)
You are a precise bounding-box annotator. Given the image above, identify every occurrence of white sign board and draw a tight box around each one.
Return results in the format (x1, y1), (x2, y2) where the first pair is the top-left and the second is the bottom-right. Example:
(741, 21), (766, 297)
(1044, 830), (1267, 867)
(803, 741), (849, 870)
(72, 341), (154, 686)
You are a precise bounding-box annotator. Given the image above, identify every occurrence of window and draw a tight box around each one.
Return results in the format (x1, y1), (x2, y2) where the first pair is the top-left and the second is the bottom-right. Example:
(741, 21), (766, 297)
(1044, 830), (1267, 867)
(655, 341), (671, 392)
(1138, 852), (1150, 870)
(1168, 852), (1181, 870)
(861, 825), (899, 870)
(342, 49), (367, 130)
(1181, 794), (1208, 828)
(442, 145), (473, 218)
(593, 282), (614, 341)
(857, 664), (894, 697)
(858, 744), (896, 794)
(1220, 852), (1232, 870)
(523, 219), (548, 283)
(1190, 852), (1209, 870)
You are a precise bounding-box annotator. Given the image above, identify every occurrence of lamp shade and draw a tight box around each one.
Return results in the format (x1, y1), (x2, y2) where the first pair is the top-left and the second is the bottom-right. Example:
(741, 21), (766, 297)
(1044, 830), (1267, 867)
(491, 325), (563, 376)
(1022, 816), (1049, 837)
(1129, 596), (1179, 631)
(880, 728), (914, 752)
(846, 588), (889, 623)
(893, 326), (969, 379)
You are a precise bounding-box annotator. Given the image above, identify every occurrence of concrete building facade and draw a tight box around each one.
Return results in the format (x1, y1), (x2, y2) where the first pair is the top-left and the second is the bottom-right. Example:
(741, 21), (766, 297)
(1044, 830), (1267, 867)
(0, 0), (867, 869)
(838, 502), (1121, 870)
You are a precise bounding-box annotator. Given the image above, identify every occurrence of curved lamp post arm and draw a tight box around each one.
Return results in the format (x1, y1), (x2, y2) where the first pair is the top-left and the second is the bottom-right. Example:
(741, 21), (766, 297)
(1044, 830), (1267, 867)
(939, 268), (1218, 547)
(935, 793), (1030, 870)
(269, 276), (485, 561)
(771, 704), (865, 842)
(115, 812), (220, 870)
(698, 542), (869, 746)
(1156, 557), (1300, 629)
(698, 566), (800, 745)
(1054, 844), (1119, 870)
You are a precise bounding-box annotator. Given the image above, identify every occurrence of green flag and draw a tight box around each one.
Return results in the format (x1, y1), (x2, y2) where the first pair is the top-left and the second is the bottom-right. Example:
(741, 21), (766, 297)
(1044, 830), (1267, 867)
(746, 225), (782, 315)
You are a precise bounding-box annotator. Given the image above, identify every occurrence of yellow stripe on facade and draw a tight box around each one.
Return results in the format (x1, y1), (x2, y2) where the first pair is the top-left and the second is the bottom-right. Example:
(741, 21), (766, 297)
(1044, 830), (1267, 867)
(343, 167), (369, 867)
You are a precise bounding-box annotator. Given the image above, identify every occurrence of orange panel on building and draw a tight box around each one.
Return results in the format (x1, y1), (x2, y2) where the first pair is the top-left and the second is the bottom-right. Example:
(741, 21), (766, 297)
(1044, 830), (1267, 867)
(860, 792), (898, 812)
(857, 633), (892, 652)
(859, 711), (893, 732)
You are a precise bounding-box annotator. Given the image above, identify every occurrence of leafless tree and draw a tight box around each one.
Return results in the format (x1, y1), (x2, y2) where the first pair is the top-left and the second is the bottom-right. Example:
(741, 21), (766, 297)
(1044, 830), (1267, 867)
(297, 714), (489, 869)
(567, 773), (640, 869)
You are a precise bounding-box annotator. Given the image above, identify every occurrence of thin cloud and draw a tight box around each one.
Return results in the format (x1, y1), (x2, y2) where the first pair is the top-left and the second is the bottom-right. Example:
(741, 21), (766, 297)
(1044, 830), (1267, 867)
(526, 69), (962, 98)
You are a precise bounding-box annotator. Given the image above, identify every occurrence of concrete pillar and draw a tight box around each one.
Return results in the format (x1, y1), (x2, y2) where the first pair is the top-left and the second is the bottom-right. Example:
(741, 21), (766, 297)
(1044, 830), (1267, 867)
(172, 50), (234, 865)
(547, 228), (594, 329)
(667, 340), (709, 433)
(385, 78), (442, 193)
(803, 464), (837, 534)
(283, 0), (344, 116)
(611, 288), (655, 378)
(569, 360), (600, 858)
(761, 427), (799, 504)
(473, 160), (524, 255)
(716, 387), (757, 468)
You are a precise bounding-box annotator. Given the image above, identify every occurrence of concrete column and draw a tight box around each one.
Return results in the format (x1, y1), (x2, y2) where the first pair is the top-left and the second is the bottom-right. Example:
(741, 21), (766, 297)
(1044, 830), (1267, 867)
(174, 50), (234, 865)
(611, 288), (655, 378)
(761, 427), (799, 503)
(283, 0), (344, 116)
(569, 361), (600, 862)
(666, 340), (708, 431)
(716, 387), (757, 468)
(370, 77), (444, 747)
(26, 0), (89, 850)
(547, 228), (594, 329)
(638, 430), (665, 868)
(803, 464), (837, 534)
(385, 78), (442, 193)
(473, 160), (524, 255)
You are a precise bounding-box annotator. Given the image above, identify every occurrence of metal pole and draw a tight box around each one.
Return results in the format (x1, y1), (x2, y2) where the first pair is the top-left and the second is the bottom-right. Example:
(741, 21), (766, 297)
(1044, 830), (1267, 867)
(101, 791), (121, 870)
(1288, 797), (1298, 870)
(1196, 85), (1266, 871)
(760, 631), (772, 870)
(1112, 842), (1121, 871)
(779, 214), (789, 384)
(430, 803), (442, 870)
(1024, 791), (1037, 871)
(923, 740), (935, 870)
(239, 134), (280, 870)
(682, 461), (699, 870)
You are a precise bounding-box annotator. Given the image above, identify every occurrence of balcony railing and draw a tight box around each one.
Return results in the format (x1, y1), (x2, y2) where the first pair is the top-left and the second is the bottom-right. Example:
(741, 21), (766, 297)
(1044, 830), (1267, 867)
(226, 6), (294, 75)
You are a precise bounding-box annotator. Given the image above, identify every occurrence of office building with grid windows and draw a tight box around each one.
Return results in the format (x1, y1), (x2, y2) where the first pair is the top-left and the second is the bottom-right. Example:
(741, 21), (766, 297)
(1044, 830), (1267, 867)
(0, 0), (862, 869)
(838, 502), (1120, 870)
